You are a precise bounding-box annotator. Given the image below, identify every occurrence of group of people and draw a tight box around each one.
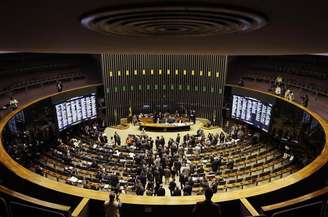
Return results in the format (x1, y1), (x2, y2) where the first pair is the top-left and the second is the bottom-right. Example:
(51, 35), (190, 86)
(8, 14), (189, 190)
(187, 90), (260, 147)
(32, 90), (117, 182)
(132, 110), (197, 126)
(8, 118), (240, 198)
(128, 129), (227, 197)
(271, 75), (311, 107)
(6, 118), (262, 217)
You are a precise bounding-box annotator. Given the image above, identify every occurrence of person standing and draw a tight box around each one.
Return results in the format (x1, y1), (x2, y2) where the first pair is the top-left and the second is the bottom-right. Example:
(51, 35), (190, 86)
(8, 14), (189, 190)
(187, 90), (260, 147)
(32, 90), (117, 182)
(169, 178), (177, 196)
(9, 96), (18, 110)
(104, 192), (121, 217)
(192, 188), (223, 217)
(56, 81), (63, 92)
(114, 132), (121, 146)
(302, 94), (309, 107)
(164, 166), (171, 185)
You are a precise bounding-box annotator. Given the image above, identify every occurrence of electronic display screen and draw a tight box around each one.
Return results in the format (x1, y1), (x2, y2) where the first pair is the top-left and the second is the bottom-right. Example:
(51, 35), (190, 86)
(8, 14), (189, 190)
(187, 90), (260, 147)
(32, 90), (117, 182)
(231, 94), (272, 132)
(8, 111), (25, 135)
(55, 93), (96, 131)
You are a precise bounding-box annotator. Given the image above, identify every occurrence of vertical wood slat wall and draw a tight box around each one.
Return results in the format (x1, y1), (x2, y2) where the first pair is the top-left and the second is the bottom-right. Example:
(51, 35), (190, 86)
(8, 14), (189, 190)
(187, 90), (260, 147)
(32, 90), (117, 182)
(101, 54), (227, 125)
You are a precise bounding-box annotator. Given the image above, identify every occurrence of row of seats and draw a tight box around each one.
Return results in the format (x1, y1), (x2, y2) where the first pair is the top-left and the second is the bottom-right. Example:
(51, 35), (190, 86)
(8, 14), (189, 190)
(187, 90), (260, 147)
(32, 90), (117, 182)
(242, 70), (328, 97)
(0, 69), (85, 97)
(30, 132), (298, 195)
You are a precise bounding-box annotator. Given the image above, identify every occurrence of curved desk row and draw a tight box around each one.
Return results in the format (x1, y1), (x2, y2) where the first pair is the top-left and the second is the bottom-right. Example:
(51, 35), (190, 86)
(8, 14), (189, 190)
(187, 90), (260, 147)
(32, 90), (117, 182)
(0, 84), (327, 207)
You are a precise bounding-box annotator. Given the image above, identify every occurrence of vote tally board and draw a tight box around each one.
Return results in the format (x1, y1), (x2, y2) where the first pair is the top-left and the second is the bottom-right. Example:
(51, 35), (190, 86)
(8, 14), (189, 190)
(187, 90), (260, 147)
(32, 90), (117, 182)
(231, 95), (272, 132)
(55, 93), (97, 131)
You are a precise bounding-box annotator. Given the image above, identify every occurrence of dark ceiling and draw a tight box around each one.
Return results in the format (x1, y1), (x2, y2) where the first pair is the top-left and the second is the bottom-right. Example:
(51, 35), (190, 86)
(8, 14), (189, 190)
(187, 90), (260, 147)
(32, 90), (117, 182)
(1, 0), (328, 55)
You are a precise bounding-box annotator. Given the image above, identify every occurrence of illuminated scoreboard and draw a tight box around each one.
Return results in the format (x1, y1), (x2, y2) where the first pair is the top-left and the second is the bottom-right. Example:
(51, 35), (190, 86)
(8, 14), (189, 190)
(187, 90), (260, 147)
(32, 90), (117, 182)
(231, 94), (272, 132)
(55, 93), (97, 131)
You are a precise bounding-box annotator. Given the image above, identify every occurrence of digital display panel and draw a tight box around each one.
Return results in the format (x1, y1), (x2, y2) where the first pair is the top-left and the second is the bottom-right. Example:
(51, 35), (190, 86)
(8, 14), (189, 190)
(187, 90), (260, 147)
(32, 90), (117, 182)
(55, 93), (96, 131)
(8, 111), (25, 135)
(231, 94), (272, 132)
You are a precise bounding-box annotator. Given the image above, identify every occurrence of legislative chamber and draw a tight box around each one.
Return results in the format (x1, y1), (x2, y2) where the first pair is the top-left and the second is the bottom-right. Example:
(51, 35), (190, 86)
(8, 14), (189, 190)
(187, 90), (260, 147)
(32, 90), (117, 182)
(0, 2), (328, 217)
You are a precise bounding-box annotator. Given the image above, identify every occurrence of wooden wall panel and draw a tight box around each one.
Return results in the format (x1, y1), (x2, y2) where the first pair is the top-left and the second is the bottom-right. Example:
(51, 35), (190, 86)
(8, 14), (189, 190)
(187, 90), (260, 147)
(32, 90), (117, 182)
(101, 54), (227, 125)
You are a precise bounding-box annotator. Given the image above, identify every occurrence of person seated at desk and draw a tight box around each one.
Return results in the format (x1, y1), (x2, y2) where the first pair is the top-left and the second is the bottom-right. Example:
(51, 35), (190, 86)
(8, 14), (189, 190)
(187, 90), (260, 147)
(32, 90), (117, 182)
(227, 159), (234, 170)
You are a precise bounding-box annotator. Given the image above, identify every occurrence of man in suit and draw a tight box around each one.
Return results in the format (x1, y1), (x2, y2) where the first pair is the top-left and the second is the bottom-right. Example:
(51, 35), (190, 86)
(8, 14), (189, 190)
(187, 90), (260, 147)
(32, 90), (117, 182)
(156, 184), (166, 196)
(192, 188), (222, 217)
(114, 132), (121, 146)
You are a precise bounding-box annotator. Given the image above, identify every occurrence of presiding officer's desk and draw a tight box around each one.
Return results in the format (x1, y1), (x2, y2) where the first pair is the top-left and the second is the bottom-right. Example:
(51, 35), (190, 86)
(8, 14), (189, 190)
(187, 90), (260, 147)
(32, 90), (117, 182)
(0, 84), (327, 209)
(139, 122), (194, 131)
(139, 115), (193, 131)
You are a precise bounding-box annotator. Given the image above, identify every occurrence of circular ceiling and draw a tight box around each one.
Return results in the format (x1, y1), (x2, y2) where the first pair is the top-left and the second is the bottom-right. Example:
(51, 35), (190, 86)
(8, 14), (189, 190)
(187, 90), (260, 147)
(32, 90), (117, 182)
(81, 5), (268, 37)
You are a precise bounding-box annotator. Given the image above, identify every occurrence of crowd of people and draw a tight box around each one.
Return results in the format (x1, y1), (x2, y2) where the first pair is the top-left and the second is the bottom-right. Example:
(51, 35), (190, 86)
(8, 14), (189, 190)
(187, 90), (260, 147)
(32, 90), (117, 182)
(5, 116), (298, 201)
(130, 128), (227, 196)
(9, 119), (253, 197)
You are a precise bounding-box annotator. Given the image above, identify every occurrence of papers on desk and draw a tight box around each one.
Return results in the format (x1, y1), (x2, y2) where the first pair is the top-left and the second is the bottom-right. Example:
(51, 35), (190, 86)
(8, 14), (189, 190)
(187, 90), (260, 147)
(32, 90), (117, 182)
(128, 152), (135, 158)
(119, 180), (128, 184)
(67, 176), (82, 183)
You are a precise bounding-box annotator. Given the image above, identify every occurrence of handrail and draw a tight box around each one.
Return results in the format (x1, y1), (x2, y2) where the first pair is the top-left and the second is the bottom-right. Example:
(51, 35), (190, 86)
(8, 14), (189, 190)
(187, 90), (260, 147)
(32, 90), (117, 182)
(0, 84), (327, 205)
(261, 186), (328, 212)
(241, 198), (260, 216)
(71, 198), (89, 217)
(0, 185), (71, 212)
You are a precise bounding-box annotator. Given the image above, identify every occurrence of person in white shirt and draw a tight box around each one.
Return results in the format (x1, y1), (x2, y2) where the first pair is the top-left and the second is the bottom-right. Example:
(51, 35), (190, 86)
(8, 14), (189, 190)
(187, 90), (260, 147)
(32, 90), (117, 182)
(288, 91), (294, 101)
(104, 192), (121, 217)
(275, 86), (281, 96)
(284, 89), (291, 99)
(9, 96), (18, 110)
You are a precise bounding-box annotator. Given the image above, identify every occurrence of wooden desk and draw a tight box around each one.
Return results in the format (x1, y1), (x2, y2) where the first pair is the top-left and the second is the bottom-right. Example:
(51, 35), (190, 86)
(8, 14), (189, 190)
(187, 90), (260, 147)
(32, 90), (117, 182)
(139, 122), (193, 131)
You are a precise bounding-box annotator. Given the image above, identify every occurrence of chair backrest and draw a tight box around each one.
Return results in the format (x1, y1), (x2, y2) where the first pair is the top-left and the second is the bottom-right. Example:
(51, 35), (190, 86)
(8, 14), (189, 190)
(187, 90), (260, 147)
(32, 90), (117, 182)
(272, 201), (324, 217)
(9, 201), (66, 217)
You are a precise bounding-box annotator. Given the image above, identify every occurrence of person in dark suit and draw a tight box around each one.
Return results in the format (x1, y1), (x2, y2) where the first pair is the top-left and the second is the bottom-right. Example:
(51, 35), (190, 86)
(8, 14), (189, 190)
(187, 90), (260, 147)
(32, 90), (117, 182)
(56, 81), (63, 92)
(169, 178), (177, 196)
(114, 132), (121, 146)
(156, 184), (166, 196)
(192, 188), (222, 217)
(172, 187), (182, 196)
